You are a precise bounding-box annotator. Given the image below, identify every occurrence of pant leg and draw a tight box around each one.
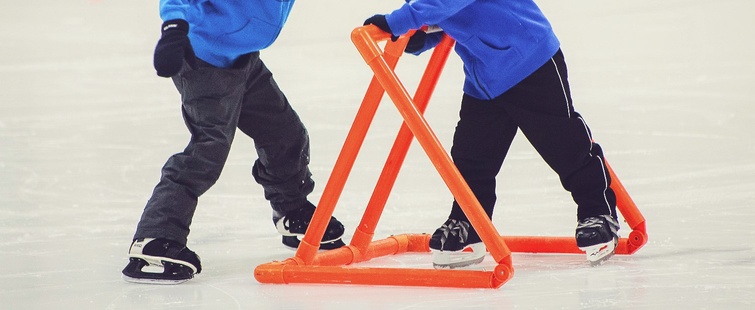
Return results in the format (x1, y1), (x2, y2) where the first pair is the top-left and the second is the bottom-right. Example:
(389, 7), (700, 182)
(134, 59), (248, 244)
(500, 50), (616, 221)
(234, 53), (314, 213)
(447, 94), (519, 227)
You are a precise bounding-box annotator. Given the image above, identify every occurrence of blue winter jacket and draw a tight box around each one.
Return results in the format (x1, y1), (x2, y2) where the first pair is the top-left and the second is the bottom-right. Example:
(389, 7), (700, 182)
(385, 0), (561, 100)
(159, 0), (295, 68)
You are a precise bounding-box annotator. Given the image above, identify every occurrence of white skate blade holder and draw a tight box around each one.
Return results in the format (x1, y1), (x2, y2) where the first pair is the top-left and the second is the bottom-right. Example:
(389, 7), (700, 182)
(129, 239), (199, 273)
(122, 238), (199, 284)
(122, 254), (198, 284)
(431, 242), (486, 269)
(580, 238), (618, 266)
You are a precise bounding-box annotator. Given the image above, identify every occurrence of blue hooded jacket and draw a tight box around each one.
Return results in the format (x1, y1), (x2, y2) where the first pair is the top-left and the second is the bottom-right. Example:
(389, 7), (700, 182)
(385, 0), (561, 100)
(159, 0), (295, 68)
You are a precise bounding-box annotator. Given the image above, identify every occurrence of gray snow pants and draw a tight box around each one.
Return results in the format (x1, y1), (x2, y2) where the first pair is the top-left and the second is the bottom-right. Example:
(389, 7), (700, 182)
(134, 52), (314, 244)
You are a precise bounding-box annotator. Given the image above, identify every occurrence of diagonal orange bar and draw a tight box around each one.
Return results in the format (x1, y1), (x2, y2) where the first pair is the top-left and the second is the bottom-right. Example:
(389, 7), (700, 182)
(352, 25), (513, 267)
(350, 33), (456, 254)
(292, 29), (412, 265)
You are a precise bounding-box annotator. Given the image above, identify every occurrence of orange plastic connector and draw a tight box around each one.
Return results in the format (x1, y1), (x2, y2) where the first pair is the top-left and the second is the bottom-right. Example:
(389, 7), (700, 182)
(254, 25), (647, 289)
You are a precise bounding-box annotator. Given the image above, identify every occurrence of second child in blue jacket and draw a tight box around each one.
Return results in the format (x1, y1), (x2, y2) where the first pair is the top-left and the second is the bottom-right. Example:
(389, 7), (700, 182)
(122, 0), (346, 284)
(365, 0), (620, 268)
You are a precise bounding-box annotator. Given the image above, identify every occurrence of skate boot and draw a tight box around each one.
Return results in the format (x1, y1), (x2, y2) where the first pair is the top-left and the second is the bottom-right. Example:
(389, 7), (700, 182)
(274, 201), (345, 250)
(121, 238), (201, 284)
(576, 215), (620, 266)
(429, 219), (486, 269)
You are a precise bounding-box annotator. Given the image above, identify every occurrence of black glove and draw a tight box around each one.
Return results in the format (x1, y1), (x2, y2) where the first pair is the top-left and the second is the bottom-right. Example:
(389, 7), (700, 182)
(363, 14), (399, 42)
(405, 30), (427, 54)
(153, 19), (195, 77)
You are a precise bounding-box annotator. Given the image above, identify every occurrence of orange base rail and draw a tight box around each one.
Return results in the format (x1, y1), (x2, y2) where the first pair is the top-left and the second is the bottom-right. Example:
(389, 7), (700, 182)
(255, 233), (512, 289)
(254, 25), (647, 289)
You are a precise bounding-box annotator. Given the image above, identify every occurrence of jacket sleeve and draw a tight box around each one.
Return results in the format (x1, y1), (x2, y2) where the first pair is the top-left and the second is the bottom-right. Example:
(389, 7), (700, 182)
(386, 0), (476, 35)
(159, 0), (193, 21)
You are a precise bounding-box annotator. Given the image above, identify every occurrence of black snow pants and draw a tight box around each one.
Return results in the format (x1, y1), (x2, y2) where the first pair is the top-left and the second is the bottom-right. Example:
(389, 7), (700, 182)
(134, 52), (314, 244)
(447, 49), (617, 238)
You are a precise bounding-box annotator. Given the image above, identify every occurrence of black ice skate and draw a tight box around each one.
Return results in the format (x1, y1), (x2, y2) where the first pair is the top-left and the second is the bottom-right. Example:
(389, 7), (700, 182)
(576, 215), (620, 266)
(429, 219), (486, 269)
(121, 238), (202, 284)
(273, 201), (345, 250)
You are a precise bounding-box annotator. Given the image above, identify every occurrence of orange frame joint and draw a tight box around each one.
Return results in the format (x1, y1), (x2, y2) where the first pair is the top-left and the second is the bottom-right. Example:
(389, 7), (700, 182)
(253, 25), (647, 289)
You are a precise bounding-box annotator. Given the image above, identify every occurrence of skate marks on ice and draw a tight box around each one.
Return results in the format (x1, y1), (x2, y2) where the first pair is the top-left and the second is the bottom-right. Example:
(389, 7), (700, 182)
(2, 0), (755, 309)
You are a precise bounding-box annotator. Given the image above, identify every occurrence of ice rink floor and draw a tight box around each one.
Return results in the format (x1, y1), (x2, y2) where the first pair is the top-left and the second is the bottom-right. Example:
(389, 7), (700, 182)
(2, 0), (754, 309)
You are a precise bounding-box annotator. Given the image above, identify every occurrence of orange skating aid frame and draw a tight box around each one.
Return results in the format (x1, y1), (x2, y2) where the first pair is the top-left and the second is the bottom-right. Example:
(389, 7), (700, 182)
(254, 26), (648, 289)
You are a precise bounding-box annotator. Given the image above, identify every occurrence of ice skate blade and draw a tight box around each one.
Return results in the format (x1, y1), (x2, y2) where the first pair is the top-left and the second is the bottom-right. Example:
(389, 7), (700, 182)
(431, 255), (485, 269)
(588, 252), (615, 267)
(281, 235), (346, 250)
(121, 274), (190, 285)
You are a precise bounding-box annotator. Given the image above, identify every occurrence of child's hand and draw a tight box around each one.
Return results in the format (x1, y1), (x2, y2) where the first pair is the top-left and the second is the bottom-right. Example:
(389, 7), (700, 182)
(154, 19), (196, 77)
(405, 30), (427, 54)
(363, 14), (399, 41)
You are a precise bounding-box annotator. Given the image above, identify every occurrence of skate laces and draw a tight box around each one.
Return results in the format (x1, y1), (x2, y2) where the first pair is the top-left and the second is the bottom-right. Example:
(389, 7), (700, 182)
(577, 215), (619, 232)
(576, 215), (619, 247)
(277, 206), (314, 234)
(429, 219), (487, 268)
(434, 219), (472, 251)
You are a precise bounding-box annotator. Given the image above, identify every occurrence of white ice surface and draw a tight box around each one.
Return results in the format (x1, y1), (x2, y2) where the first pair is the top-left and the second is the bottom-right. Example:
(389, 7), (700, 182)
(1, 0), (754, 309)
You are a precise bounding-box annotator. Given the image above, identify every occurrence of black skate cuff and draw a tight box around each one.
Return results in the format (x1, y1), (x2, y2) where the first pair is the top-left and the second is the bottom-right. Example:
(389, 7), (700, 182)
(271, 198), (310, 214)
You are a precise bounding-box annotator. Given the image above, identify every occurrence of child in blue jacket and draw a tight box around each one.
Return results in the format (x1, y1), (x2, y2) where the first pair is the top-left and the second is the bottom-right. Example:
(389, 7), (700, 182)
(122, 0), (345, 284)
(365, 0), (619, 268)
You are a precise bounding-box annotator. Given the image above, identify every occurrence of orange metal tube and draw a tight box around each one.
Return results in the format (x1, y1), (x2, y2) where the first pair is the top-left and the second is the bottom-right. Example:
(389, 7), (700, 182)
(255, 265), (511, 289)
(605, 161), (648, 253)
(256, 232), (512, 288)
(309, 234), (426, 267)
(606, 161), (646, 230)
(502, 235), (636, 254)
(256, 263), (511, 288)
(352, 35), (456, 254)
(351, 25), (512, 267)
(294, 27), (410, 265)
(254, 25), (646, 290)
(293, 76), (382, 264)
